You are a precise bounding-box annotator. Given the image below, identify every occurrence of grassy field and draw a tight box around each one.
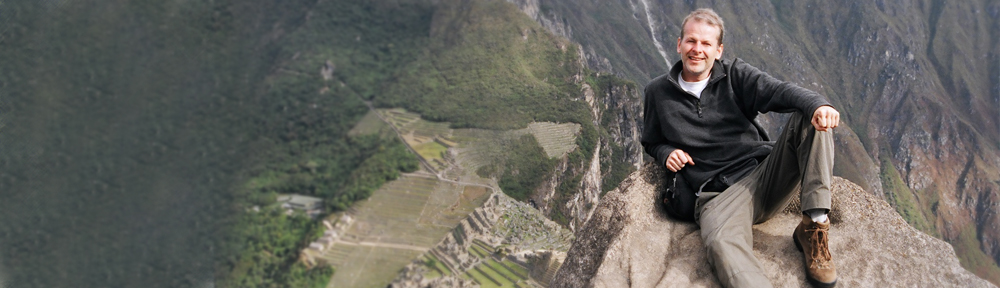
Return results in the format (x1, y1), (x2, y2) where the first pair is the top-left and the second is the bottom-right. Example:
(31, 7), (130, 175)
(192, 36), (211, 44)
(320, 172), (491, 287)
(451, 128), (525, 173)
(527, 122), (581, 158)
(348, 110), (389, 136)
(450, 122), (580, 168)
(379, 109), (458, 172)
(343, 175), (448, 245)
(413, 142), (449, 165)
(326, 246), (423, 288)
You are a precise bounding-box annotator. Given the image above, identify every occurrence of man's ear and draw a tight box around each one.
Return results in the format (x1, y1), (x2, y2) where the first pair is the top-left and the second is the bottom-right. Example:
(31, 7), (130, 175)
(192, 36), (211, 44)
(717, 43), (724, 60)
(677, 37), (682, 54)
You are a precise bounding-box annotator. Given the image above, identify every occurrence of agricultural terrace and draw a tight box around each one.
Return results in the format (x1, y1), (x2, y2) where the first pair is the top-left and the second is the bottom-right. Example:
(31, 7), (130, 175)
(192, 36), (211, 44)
(331, 108), (578, 287)
(378, 108), (455, 172)
(526, 122), (580, 158)
(325, 245), (423, 288)
(450, 122), (579, 176)
(378, 108), (581, 178)
(457, 239), (535, 287)
(450, 128), (523, 176)
(404, 193), (574, 287)
(320, 173), (490, 288)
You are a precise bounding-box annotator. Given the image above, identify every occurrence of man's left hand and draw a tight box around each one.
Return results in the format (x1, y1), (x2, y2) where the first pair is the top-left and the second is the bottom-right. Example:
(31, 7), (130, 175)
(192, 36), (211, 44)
(811, 105), (840, 132)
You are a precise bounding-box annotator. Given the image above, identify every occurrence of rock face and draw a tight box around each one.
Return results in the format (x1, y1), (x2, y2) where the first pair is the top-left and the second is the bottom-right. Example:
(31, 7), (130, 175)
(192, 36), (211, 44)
(552, 163), (995, 287)
(566, 79), (645, 232)
(506, 0), (1000, 278)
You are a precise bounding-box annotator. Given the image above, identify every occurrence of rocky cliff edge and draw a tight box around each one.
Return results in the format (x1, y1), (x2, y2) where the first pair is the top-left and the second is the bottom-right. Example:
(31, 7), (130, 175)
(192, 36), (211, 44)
(552, 162), (995, 287)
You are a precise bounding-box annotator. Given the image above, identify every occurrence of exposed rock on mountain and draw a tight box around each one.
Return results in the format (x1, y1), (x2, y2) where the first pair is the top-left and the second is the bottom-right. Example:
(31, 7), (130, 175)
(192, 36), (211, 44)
(564, 78), (644, 232)
(503, 0), (665, 81)
(552, 163), (995, 287)
(507, 0), (1000, 282)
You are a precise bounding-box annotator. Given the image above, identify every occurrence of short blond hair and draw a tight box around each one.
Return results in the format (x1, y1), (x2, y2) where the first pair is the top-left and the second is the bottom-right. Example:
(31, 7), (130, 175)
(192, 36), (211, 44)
(680, 8), (725, 44)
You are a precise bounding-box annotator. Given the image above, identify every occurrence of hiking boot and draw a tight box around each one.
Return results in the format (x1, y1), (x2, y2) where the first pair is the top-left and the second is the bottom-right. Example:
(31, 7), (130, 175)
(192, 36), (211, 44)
(793, 214), (837, 287)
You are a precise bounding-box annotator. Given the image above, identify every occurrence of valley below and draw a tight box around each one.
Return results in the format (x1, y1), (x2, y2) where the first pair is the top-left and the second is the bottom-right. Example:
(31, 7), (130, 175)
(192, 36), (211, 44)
(309, 108), (580, 287)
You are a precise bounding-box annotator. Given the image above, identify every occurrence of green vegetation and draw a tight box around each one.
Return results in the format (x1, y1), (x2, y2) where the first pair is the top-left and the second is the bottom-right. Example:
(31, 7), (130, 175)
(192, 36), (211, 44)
(2, 0), (432, 287)
(348, 110), (390, 136)
(470, 244), (491, 259)
(953, 224), (1000, 285)
(601, 141), (634, 194)
(215, 0), (431, 285)
(320, 173), (489, 287)
(875, 152), (1000, 281)
(590, 73), (639, 193)
(352, 0), (639, 230)
(533, 0), (670, 83)
(464, 267), (500, 287)
(878, 154), (936, 235)
(422, 255), (450, 279)
(537, 121), (600, 225)
(527, 122), (582, 158)
(454, 240), (533, 287)
(377, 0), (592, 130)
(453, 224), (467, 246)
(485, 260), (522, 281)
(478, 135), (559, 201)
(327, 246), (424, 288)
(219, 131), (418, 287)
(500, 260), (530, 278)
(0, 0), (335, 286)
(414, 141), (449, 160)
(218, 209), (332, 288)
(0, 0), (631, 286)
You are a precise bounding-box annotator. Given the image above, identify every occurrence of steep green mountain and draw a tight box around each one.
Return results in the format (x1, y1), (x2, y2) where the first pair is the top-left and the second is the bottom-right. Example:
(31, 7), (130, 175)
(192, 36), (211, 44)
(378, 0), (588, 130)
(0, 0), (425, 287)
(507, 0), (671, 84)
(0, 1), (321, 287)
(0, 0), (642, 286)
(508, 0), (1000, 283)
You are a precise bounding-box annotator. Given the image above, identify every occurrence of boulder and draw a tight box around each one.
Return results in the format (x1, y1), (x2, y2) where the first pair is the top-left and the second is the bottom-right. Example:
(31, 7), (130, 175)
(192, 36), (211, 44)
(552, 163), (995, 287)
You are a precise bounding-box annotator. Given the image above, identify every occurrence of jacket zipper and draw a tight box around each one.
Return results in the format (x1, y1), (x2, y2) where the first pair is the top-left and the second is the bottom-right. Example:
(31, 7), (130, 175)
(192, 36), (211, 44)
(697, 99), (703, 118)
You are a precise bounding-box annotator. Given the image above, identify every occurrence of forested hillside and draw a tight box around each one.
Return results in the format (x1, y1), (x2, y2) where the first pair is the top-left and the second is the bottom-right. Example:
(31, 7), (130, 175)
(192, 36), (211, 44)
(0, 1), (319, 286)
(0, 0), (640, 287)
(0, 1), (425, 287)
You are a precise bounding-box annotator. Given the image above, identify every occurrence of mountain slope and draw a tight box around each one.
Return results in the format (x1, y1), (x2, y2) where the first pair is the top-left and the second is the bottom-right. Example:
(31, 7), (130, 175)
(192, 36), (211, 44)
(510, 0), (1000, 283)
(0, 1), (329, 286)
(0, 1), (428, 287)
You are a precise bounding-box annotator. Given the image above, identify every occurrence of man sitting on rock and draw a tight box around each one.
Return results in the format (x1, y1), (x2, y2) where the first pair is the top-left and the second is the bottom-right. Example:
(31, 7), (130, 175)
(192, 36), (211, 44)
(641, 8), (840, 288)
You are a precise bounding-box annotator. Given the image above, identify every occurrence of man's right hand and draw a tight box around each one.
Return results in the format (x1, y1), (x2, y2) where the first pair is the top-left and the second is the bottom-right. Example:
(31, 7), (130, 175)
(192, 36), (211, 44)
(666, 149), (695, 172)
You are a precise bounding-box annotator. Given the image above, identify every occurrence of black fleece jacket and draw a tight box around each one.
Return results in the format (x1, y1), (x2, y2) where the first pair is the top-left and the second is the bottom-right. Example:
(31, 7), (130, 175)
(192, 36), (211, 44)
(641, 58), (831, 191)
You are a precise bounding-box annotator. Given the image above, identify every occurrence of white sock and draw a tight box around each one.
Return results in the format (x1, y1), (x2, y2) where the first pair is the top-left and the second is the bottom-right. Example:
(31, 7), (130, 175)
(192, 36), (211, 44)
(807, 209), (828, 223)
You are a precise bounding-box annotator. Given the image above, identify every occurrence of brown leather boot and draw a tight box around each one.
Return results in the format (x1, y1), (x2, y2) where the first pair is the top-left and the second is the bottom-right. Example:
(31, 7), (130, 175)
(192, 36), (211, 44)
(794, 214), (837, 287)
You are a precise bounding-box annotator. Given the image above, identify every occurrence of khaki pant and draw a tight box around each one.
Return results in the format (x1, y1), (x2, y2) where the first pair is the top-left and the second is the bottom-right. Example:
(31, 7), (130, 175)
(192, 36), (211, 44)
(694, 113), (834, 288)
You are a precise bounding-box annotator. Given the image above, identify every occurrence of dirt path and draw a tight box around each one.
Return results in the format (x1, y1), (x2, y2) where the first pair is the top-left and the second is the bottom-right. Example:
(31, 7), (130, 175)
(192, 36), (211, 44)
(333, 240), (429, 252)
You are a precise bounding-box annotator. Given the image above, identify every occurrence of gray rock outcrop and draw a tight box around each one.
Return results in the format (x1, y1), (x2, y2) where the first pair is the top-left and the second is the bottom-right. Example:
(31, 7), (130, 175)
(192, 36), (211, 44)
(552, 163), (995, 287)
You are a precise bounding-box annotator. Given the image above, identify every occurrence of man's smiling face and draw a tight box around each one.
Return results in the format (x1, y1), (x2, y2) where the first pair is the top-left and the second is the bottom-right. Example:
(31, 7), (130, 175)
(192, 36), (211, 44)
(676, 20), (724, 82)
